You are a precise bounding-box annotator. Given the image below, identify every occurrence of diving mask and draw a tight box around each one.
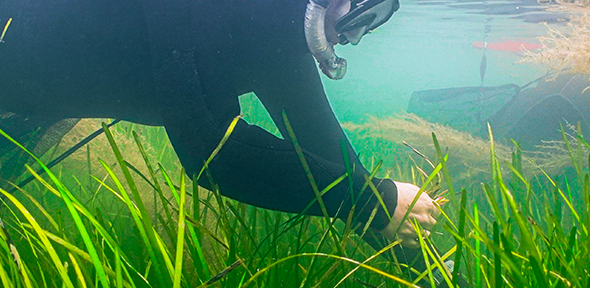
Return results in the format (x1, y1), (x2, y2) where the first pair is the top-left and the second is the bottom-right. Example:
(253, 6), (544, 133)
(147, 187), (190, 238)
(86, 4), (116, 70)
(304, 0), (399, 79)
(335, 0), (400, 45)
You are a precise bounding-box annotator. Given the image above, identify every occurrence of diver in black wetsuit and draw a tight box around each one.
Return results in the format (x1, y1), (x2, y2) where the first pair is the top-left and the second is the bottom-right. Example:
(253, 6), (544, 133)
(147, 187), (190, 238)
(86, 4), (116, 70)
(0, 0), (452, 284)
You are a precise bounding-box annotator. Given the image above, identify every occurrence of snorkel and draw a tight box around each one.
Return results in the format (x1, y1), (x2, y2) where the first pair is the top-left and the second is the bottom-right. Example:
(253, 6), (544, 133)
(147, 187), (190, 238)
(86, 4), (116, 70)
(304, 0), (400, 80)
(304, 0), (348, 80)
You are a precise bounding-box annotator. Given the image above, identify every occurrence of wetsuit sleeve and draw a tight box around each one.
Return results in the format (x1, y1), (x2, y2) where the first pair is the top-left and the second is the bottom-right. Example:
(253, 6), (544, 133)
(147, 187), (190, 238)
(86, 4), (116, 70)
(154, 0), (397, 230)
(251, 51), (399, 229)
(160, 47), (397, 230)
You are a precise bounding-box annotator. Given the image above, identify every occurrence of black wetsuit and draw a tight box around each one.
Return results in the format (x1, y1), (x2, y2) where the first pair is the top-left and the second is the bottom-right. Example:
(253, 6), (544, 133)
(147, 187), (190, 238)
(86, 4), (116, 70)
(0, 0), (397, 229)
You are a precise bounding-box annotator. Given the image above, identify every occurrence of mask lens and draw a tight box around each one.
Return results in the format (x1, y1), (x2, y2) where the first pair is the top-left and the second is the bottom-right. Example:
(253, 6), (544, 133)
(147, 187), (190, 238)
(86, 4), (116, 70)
(335, 0), (398, 38)
(338, 14), (376, 34)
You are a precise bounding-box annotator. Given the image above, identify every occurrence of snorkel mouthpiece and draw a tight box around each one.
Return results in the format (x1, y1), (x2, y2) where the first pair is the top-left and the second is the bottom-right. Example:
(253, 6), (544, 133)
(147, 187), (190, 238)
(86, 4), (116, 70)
(320, 53), (347, 80)
(305, 0), (347, 80)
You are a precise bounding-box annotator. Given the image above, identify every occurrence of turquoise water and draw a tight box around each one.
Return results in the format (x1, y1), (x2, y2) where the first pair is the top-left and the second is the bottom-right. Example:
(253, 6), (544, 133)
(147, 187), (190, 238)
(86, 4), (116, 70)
(324, 0), (559, 122)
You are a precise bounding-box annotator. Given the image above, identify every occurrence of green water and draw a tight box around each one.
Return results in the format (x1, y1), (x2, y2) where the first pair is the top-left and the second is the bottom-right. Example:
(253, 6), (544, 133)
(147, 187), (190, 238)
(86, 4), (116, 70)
(2, 1), (589, 287)
(324, 0), (551, 122)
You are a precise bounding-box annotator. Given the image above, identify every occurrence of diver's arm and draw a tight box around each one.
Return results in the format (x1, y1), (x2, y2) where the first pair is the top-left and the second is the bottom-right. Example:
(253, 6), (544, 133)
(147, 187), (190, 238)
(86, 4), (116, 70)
(251, 51), (398, 230)
(251, 49), (439, 247)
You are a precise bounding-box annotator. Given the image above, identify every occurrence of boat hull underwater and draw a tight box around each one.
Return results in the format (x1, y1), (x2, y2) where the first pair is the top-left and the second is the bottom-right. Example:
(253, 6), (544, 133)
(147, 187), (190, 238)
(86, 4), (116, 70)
(408, 73), (590, 149)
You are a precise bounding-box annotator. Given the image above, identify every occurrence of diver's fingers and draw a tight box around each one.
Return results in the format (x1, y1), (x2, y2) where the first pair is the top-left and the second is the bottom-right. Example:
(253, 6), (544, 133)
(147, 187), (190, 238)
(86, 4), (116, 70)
(431, 203), (442, 219)
(403, 238), (420, 248)
(400, 229), (431, 248)
(425, 215), (438, 230)
(411, 214), (437, 230)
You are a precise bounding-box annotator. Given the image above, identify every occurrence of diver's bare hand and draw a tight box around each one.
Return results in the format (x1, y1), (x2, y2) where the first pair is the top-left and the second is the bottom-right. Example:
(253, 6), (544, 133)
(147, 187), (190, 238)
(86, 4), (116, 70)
(377, 181), (441, 248)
